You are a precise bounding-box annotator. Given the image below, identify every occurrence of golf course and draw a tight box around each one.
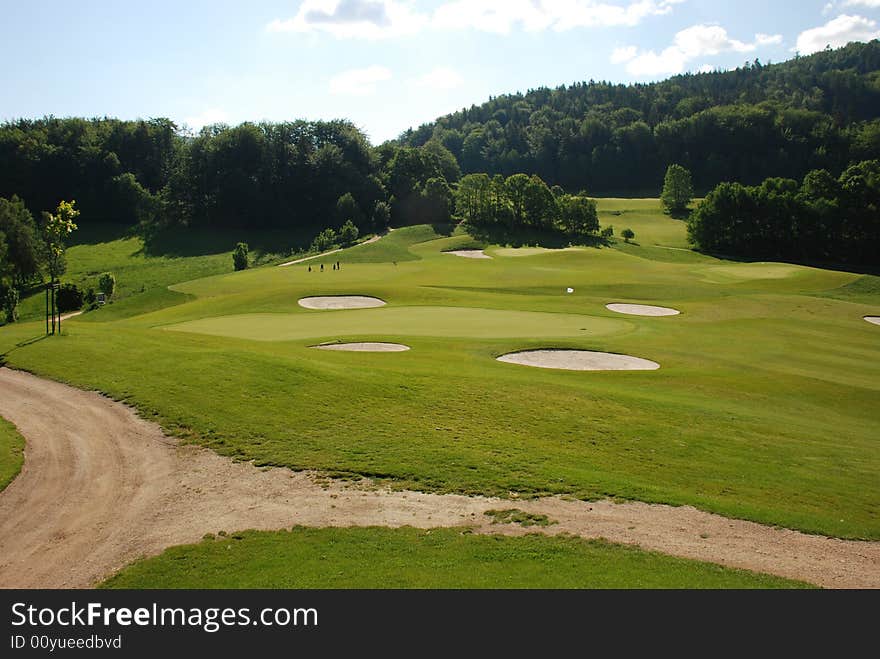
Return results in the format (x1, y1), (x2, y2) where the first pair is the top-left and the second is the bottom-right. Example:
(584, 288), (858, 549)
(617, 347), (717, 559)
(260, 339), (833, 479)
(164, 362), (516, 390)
(1, 199), (877, 589)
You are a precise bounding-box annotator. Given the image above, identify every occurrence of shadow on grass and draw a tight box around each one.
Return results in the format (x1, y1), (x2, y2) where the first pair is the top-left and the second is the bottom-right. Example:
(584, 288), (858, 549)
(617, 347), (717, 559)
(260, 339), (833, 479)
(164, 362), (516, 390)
(667, 209), (692, 221)
(465, 223), (607, 249)
(0, 334), (50, 368)
(699, 250), (880, 276)
(139, 225), (315, 258)
(67, 223), (134, 247)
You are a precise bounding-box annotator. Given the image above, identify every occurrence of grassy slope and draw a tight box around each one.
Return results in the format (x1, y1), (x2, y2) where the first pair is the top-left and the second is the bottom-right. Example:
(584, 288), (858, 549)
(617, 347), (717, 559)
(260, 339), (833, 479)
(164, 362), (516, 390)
(14, 224), (319, 323)
(1, 201), (878, 540)
(100, 527), (810, 589)
(0, 417), (25, 492)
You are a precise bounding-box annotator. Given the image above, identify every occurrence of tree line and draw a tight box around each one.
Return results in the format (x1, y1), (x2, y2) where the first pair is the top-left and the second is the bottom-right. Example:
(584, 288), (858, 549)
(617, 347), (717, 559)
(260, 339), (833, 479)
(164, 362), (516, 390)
(398, 41), (880, 193)
(455, 173), (599, 240)
(688, 160), (879, 267)
(0, 117), (467, 240)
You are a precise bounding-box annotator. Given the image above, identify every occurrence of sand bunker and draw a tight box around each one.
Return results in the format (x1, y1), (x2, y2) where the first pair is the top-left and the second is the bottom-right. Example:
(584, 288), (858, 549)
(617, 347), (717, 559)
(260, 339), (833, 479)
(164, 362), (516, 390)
(313, 342), (410, 352)
(298, 296), (386, 310)
(865, 316), (880, 326)
(497, 349), (659, 371)
(606, 303), (680, 317)
(444, 250), (492, 259)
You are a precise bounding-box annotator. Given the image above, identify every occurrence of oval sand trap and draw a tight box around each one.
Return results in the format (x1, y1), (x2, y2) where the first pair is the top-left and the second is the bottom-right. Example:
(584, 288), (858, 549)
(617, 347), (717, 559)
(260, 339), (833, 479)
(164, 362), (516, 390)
(313, 342), (410, 352)
(865, 316), (880, 326)
(497, 350), (659, 371)
(444, 250), (492, 259)
(606, 303), (680, 317)
(298, 296), (386, 310)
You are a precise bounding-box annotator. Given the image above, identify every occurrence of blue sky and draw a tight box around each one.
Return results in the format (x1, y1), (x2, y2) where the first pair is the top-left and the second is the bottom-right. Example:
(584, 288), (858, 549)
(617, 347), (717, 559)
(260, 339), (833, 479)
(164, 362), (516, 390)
(2, 1), (880, 143)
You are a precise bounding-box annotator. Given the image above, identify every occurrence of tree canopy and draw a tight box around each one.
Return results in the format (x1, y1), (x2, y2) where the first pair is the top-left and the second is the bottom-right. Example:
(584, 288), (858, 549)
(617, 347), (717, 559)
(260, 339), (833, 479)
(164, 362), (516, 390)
(688, 159), (880, 267)
(661, 164), (694, 214)
(397, 41), (880, 193)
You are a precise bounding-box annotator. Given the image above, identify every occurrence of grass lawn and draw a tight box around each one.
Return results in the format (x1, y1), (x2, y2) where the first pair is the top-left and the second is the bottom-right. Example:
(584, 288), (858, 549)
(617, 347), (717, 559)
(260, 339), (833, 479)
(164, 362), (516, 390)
(2, 199), (878, 542)
(100, 527), (811, 589)
(13, 224), (331, 323)
(0, 416), (25, 492)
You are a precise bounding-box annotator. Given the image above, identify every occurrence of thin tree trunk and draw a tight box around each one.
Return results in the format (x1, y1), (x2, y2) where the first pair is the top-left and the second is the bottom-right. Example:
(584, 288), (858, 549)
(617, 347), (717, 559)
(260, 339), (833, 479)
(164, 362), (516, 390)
(50, 281), (55, 335)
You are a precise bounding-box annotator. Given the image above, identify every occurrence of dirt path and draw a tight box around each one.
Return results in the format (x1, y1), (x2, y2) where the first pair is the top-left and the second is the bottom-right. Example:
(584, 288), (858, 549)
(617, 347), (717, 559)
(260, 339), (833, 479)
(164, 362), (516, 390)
(0, 368), (877, 589)
(278, 231), (388, 267)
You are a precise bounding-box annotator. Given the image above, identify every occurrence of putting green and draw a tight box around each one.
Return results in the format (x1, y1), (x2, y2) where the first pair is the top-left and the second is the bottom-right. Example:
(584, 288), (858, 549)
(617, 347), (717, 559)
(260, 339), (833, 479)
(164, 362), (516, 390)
(164, 306), (632, 342)
(701, 263), (803, 283)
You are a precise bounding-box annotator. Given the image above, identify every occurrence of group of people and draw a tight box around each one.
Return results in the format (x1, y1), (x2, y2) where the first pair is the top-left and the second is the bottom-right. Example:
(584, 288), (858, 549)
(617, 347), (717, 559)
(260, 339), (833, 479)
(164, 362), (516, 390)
(307, 261), (341, 273)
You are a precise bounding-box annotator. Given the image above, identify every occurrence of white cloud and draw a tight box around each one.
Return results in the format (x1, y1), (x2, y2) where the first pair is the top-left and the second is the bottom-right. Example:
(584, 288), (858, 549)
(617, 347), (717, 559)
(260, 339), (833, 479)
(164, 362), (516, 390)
(268, 0), (684, 39)
(432, 0), (685, 34)
(413, 67), (464, 90)
(267, 0), (426, 39)
(184, 108), (229, 130)
(756, 33), (784, 46)
(842, 0), (880, 8)
(795, 14), (880, 54)
(611, 45), (638, 63)
(328, 65), (392, 95)
(618, 24), (784, 77)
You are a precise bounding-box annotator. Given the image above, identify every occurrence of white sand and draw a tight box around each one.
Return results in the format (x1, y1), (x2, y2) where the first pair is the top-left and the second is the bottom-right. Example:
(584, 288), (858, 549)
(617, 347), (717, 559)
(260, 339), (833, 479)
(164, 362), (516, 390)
(313, 342), (410, 352)
(606, 303), (680, 317)
(865, 316), (880, 326)
(444, 250), (492, 259)
(497, 349), (660, 371)
(298, 296), (386, 310)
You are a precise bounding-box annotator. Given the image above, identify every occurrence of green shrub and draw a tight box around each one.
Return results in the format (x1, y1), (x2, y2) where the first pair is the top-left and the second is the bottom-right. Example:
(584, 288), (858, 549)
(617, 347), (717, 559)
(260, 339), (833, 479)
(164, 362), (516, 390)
(56, 283), (84, 312)
(232, 242), (249, 271)
(98, 272), (116, 298)
(338, 220), (359, 246)
(311, 228), (337, 252)
(1, 284), (19, 323)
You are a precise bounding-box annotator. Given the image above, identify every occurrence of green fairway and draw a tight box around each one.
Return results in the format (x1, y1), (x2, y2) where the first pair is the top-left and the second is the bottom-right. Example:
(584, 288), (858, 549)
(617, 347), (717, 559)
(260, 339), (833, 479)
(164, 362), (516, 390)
(2, 199), (878, 541)
(165, 306), (632, 342)
(0, 416), (24, 492)
(100, 527), (811, 589)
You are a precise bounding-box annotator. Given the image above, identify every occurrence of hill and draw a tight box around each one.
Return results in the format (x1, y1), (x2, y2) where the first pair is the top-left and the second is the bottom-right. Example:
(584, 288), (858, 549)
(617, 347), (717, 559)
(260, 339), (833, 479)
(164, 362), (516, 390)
(397, 40), (880, 193)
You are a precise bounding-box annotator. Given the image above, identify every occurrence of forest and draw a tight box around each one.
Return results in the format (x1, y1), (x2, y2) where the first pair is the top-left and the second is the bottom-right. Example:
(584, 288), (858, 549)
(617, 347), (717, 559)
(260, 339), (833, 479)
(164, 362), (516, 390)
(399, 40), (880, 193)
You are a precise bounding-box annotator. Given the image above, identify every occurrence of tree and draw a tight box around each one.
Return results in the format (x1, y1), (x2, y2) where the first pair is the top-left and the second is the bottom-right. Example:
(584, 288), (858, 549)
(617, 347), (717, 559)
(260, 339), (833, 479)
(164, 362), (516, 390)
(0, 196), (42, 286)
(336, 193), (364, 228)
(558, 195), (599, 237)
(423, 177), (454, 225)
(372, 201), (391, 230)
(98, 272), (117, 298)
(422, 140), (461, 183)
(661, 164), (694, 214)
(338, 219), (359, 245)
(311, 228), (337, 252)
(42, 200), (79, 282)
(455, 174), (491, 224)
(232, 243), (249, 271)
(600, 225), (614, 241)
(504, 174), (531, 226)
(42, 200), (78, 333)
(621, 228), (635, 243)
(522, 175), (558, 228)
